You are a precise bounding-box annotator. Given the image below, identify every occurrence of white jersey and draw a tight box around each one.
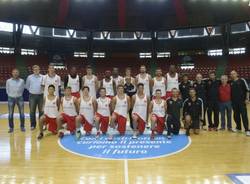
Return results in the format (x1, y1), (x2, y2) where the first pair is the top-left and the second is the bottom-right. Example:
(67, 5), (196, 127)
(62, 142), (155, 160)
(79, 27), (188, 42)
(42, 74), (61, 97)
(83, 75), (97, 97)
(152, 77), (166, 96)
(97, 97), (111, 117)
(152, 99), (165, 118)
(44, 96), (58, 118)
(103, 79), (114, 96)
(68, 75), (80, 93)
(166, 73), (179, 91)
(79, 96), (94, 124)
(114, 95), (128, 118)
(137, 73), (150, 97)
(132, 94), (147, 122)
(62, 96), (77, 116)
(112, 75), (124, 86)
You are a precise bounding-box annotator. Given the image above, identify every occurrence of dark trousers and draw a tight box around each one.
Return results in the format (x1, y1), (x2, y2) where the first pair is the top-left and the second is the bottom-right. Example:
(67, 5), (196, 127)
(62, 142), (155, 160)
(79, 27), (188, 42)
(207, 101), (219, 128)
(219, 101), (232, 129)
(8, 96), (25, 129)
(202, 101), (207, 126)
(29, 94), (44, 128)
(166, 115), (180, 135)
(232, 101), (249, 131)
(129, 108), (133, 129)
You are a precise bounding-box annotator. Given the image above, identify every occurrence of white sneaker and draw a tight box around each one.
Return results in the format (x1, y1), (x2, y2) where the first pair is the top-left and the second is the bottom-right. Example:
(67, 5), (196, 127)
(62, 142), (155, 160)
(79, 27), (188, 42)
(232, 128), (241, 133)
(75, 130), (81, 140)
(246, 131), (250, 136)
(132, 134), (138, 139)
(108, 135), (113, 141)
(167, 135), (172, 139)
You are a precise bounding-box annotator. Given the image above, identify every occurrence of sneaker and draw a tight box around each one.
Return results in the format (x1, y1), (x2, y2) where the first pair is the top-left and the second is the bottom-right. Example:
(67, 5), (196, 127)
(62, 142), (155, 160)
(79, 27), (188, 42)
(37, 133), (44, 140)
(167, 135), (172, 139)
(202, 126), (207, 131)
(31, 126), (36, 131)
(58, 132), (64, 139)
(75, 130), (81, 140)
(186, 130), (190, 136)
(232, 128), (241, 133)
(108, 135), (113, 141)
(213, 128), (218, 131)
(132, 133), (138, 139)
(20, 127), (26, 132)
(150, 133), (155, 140)
(8, 128), (13, 133)
(96, 131), (101, 139)
(219, 128), (225, 131)
(246, 131), (250, 136)
(42, 125), (47, 131)
(208, 128), (213, 131)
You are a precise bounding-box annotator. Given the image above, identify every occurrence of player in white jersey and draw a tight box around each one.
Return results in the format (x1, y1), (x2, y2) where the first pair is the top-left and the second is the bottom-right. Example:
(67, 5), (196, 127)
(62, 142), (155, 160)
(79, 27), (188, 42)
(135, 65), (152, 97)
(131, 83), (149, 139)
(149, 89), (167, 140)
(42, 65), (61, 97)
(95, 88), (111, 138)
(37, 85), (60, 140)
(152, 68), (167, 99)
(100, 70), (116, 98)
(112, 67), (124, 86)
(56, 87), (79, 138)
(108, 85), (131, 141)
(75, 86), (97, 139)
(82, 66), (98, 98)
(64, 67), (81, 98)
(165, 64), (179, 99)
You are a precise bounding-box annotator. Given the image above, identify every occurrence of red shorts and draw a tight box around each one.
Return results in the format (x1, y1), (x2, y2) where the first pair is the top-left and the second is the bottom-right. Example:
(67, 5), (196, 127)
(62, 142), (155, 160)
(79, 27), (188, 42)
(96, 113), (109, 133)
(113, 112), (127, 135)
(165, 91), (172, 99)
(133, 113), (146, 134)
(61, 113), (76, 133)
(71, 92), (80, 99)
(106, 95), (113, 100)
(152, 114), (165, 134)
(80, 115), (93, 133)
(45, 115), (57, 134)
(152, 96), (167, 100)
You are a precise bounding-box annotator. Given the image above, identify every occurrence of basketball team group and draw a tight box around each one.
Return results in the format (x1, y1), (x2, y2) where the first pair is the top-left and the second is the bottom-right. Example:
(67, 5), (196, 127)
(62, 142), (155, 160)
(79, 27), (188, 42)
(5, 64), (250, 141)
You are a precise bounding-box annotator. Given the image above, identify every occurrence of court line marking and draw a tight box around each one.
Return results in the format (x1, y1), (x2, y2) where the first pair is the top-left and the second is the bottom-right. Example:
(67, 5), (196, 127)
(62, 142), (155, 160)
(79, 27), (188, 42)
(124, 159), (129, 184)
(57, 135), (192, 161)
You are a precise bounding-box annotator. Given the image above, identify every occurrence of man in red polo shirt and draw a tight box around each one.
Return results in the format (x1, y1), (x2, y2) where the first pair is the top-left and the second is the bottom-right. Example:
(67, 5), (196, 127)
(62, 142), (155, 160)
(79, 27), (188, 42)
(218, 75), (232, 131)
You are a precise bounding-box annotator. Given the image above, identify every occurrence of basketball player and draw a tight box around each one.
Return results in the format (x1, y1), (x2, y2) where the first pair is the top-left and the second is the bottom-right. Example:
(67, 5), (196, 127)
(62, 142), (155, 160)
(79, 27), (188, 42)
(135, 65), (152, 97)
(95, 88), (111, 138)
(64, 66), (81, 98)
(75, 86), (96, 139)
(56, 87), (79, 138)
(42, 64), (61, 97)
(149, 89), (167, 140)
(131, 83), (149, 139)
(165, 65), (179, 99)
(152, 68), (166, 99)
(108, 85), (130, 141)
(37, 85), (60, 140)
(82, 65), (98, 98)
(183, 88), (203, 136)
(112, 67), (124, 86)
(100, 70), (116, 98)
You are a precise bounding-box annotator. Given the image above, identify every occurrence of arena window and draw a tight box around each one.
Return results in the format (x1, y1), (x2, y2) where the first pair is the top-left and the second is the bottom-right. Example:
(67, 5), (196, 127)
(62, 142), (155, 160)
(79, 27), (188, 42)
(207, 49), (223, 56)
(93, 52), (105, 58)
(0, 22), (13, 32)
(176, 28), (205, 38)
(231, 23), (248, 34)
(74, 52), (88, 58)
(139, 52), (152, 58)
(229, 48), (246, 55)
(180, 63), (195, 70)
(21, 49), (37, 56)
(73, 31), (87, 39)
(53, 28), (70, 38)
(157, 31), (170, 39)
(157, 52), (171, 58)
(22, 25), (32, 35)
(0, 47), (14, 54)
(141, 32), (152, 40)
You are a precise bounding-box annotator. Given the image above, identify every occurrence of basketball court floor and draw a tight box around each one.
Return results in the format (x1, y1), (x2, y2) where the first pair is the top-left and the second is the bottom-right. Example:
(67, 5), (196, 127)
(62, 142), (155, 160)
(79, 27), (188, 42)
(0, 103), (250, 184)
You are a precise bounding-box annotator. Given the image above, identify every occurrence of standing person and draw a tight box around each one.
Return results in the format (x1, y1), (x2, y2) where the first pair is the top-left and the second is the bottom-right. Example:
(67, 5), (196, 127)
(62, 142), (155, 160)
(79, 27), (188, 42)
(193, 73), (207, 129)
(218, 75), (232, 131)
(166, 88), (182, 139)
(230, 70), (250, 136)
(100, 70), (116, 99)
(152, 68), (166, 99)
(75, 86), (97, 139)
(64, 66), (81, 98)
(124, 67), (135, 85)
(37, 85), (60, 140)
(183, 88), (203, 136)
(56, 87), (79, 138)
(95, 88), (111, 138)
(205, 71), (220, 131)
(149, 89), (167, 140)
(82, 65), (98, 98)
(112, 67), (124, 86)
(135, 65), (152, 98)
(165, 65), (179, 99)
(42, 64), (61, 97)
(26, 65), (43, 130)
(179, 74), (192, 101)
(108, 85), (130, 141)
(6, 68), (25, 133)
(131, 83), (149, 139)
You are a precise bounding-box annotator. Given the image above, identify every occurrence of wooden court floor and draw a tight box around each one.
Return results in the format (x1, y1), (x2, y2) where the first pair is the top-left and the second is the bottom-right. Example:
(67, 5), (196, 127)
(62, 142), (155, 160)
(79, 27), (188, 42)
(0, 104), (250, 184)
